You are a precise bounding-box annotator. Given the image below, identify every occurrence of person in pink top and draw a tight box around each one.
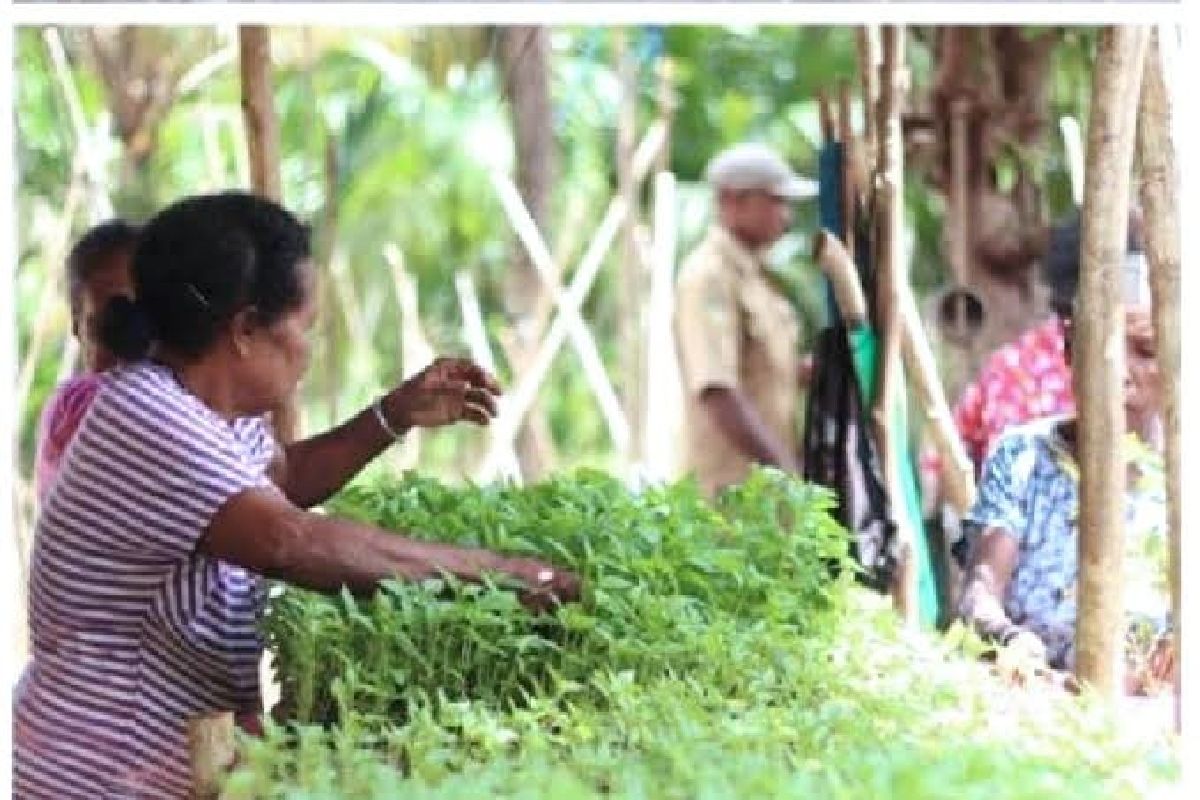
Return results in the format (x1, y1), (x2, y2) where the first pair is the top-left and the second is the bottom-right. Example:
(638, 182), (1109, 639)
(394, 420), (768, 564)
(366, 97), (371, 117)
(952, 315), (1074, 474)
(952, 210), (1145, 476)
(34, 220), (139, 501)
(930, 211), (1146, 569)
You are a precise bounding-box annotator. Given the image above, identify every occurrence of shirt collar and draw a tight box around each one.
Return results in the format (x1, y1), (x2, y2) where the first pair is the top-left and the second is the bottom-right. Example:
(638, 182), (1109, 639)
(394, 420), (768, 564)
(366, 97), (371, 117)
(709, 224), (769, 279)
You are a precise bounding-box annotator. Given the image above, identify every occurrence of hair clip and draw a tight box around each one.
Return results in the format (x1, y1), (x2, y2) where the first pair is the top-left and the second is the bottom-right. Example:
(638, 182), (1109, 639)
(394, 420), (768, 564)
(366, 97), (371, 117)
(185, 282), (210, 309)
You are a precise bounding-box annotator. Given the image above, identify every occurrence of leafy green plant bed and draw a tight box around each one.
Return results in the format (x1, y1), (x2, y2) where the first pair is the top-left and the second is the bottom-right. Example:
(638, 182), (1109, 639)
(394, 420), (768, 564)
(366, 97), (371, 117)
(229, 469), (1177, 799)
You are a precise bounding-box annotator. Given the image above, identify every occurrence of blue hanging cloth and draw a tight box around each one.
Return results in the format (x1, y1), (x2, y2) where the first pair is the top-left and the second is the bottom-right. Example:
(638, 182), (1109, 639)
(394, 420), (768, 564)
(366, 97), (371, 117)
(817, 142), (844, 328)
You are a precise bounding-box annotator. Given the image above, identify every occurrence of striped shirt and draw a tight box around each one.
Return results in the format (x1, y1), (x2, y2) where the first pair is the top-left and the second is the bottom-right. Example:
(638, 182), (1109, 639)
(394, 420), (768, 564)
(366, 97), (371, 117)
(14, 362), (277, 799)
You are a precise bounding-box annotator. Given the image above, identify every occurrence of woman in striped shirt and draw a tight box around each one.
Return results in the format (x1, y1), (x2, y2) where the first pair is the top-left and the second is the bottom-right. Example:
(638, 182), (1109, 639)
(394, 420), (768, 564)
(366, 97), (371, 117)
(14, 191), (580, 799)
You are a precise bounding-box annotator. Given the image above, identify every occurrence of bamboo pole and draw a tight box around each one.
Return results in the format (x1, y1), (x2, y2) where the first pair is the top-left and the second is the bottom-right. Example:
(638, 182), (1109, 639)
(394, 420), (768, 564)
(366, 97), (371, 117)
(490, 171), (632, 455)
(478, 197), (630, 481)
(872, 25), (919, 625)
(949, 97), (971, 287)
(1134, 30), (1180, 730)
(455, 272), (522, 482)
(1074, 26), (1150, 697)
(857, 26), (881, 176)
(641, 57), (679, 478)
(238, 25), (295, 444)
(838, 82), (857, 260)
(615, 29), (644, 471)
(234, 25), (290, 753)
(44, 28), (116, 221)
(816, 230), (975, 516)
(321, 131), (341, 428)
(1059, 116), (1086, 207)
(813, 231), (869, 326)
(642, 171), (680, 482)
(817, 89), (835, 145)
(655, 57), (676, 176)
(385, 246), (434, 473)
(477, 119), (665, 481)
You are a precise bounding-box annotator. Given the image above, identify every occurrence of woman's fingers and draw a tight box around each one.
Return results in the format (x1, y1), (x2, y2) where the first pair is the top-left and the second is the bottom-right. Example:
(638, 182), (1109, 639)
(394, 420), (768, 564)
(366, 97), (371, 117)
(465, 385), (498, 418)
(1150, 641), (1175, 681)
(462, 403), (491, 426)
(437, 382), (497, 423)
(504, 558), (582, 607)
(393, 368), (502, 428)
(429, 357), (502, 395)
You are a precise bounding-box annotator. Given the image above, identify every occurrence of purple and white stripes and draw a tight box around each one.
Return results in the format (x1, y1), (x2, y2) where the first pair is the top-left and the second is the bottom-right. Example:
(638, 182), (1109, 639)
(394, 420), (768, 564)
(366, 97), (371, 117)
(14, 362), (276, 799)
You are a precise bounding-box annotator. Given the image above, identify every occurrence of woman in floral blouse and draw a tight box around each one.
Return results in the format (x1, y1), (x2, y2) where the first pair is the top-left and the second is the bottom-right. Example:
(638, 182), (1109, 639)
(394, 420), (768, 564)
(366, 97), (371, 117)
(957, 262), (1173, 694)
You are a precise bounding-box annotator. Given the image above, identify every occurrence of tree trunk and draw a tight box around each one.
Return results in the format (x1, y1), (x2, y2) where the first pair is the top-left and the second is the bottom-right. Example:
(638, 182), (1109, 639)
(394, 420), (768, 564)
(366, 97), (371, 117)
(83, 27), (216, 216)
(239, 26), (282, 202)
(495, 25), (558, 479)
(239, 25), (296, 445)
(916, 26), (1068, 402)
(1074, 25), (1150, 697)
(873, 26), (919, 626)
(1135, 30), (1180, 730)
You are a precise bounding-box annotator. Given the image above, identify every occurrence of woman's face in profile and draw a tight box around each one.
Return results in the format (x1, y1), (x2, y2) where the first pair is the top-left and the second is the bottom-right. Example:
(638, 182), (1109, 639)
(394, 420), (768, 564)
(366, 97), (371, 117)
(77, 251), (135, 373)
(1122, 308), (1161, 420)
(238, 262), (318, 414)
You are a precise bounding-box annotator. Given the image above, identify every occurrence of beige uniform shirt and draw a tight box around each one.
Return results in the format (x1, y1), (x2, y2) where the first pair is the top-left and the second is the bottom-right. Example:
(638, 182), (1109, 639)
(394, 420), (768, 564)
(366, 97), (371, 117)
(674, 225), (801, 495)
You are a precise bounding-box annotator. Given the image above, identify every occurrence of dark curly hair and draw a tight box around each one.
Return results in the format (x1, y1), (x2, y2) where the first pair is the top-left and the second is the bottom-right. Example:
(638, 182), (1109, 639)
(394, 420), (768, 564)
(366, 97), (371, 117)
(1042, 209), (1144, 319)
(99, 192), (312, 361)
(67, 219), (140, 319)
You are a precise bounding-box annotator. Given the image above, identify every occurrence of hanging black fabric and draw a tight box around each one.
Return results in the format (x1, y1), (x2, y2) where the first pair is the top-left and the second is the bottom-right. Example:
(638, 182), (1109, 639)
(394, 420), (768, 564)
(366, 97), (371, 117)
(801, 323), (899, 594)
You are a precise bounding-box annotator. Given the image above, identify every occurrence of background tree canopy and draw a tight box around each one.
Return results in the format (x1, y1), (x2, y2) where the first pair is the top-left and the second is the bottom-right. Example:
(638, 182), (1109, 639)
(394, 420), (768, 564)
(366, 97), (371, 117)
(13, 24), (1097, 489)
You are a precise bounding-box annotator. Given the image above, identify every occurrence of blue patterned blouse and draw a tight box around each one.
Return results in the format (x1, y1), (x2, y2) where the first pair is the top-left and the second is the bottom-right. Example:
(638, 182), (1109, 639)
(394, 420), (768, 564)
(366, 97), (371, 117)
(963, 416), (1167, 669)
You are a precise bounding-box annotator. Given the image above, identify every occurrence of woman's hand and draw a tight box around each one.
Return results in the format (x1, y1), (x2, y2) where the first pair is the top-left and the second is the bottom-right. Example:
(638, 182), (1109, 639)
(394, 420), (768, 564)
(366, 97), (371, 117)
(1126, 635), (1176, 696)
(992, 629), (1049, 688)
(1148, 636), (1176, 684)
(383, 357), (502, 431)
(497, 556), (583, 613)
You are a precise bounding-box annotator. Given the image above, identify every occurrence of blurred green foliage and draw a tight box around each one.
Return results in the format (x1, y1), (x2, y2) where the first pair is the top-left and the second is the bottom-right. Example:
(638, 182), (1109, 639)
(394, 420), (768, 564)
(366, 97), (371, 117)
(14, 25), (1097, 485)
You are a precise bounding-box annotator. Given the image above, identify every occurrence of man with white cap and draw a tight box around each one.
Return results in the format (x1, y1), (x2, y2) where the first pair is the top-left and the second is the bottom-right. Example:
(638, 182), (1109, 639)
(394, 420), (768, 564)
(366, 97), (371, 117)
(674, 142), (816, 496)
(957, 243), (1172, 695)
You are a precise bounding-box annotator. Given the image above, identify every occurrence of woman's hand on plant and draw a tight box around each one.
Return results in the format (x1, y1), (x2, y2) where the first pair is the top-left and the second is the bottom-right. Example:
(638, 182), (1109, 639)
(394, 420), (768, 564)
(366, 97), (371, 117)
(499, 556), (583, 613)
(383, 357), (502, 431)
(993, 629), (1049, 687)
(1004, 629), (1047, 664)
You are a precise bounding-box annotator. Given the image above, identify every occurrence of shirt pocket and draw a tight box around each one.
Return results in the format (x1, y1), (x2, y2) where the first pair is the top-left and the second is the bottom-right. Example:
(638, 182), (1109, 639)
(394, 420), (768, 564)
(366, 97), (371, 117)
(739, 281), (798, 373)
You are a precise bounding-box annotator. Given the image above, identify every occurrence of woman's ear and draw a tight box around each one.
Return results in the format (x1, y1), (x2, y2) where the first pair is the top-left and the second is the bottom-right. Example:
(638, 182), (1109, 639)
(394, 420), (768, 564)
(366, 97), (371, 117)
(229, 307), (260, 358)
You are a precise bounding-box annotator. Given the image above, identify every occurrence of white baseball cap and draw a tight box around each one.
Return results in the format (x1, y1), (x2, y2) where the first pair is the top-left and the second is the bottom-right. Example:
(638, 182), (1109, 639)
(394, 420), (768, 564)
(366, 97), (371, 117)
(704, 142), (818, 199)
(1123, 251), (1151, 309)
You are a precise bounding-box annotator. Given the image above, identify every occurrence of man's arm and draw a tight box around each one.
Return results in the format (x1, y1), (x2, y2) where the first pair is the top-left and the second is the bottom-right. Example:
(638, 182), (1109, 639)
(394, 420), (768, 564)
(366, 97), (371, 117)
(700, 386), (799, 472)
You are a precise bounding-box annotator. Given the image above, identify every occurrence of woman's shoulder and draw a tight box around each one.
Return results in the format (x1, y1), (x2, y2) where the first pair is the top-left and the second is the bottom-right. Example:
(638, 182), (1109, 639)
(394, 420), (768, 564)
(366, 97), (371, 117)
(993, 415), (1072, 453)
(977, 415), (1073, 489)
(103, 360), (174, 393)
(89, 362), (242, 452)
